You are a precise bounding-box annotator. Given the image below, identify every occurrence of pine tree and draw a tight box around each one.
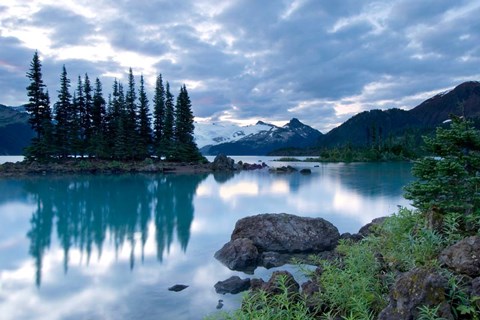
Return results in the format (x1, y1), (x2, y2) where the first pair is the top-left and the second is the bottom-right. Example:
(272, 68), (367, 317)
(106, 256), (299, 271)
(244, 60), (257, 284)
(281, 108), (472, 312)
(70, 92), (82, 157)
(75, 76), (87, 157)
(162, 82), (175, 159)
(54, 65), (72, 158)
(25, 51), (53, 161)
(405, 116), (480, 235)
(137, 75), (152, 159)
(91, 78), (107, 158)
(173, 85), (202, 161)
(113, 82), (128, 159)
(83, 74), (93, 156)
(125, 68), (139, 159)
(153, 74), (165, 157)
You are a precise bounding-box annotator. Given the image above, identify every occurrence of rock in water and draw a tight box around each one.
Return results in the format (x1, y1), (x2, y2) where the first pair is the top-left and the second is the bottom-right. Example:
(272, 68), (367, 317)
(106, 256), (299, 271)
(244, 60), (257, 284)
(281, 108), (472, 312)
(168, 284), (189, 292)
(231, 213), (339, 253)
(214, 238), (259, 273)
(211, 154), (235, 171)
(214, 276), (251, 294)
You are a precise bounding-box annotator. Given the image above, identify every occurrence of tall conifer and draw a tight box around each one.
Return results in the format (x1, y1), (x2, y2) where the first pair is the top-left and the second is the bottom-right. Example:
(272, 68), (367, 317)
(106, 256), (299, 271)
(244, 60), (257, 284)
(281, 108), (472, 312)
(54, 65), (72, 158)
(137, 75), (152, 159)
(153, 74), (165, 156)
(25, 51), (53, 160)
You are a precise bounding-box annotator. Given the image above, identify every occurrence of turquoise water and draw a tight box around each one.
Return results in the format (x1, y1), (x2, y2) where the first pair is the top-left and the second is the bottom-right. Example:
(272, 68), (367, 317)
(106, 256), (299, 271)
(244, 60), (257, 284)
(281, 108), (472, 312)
(0, 158), (413, 319)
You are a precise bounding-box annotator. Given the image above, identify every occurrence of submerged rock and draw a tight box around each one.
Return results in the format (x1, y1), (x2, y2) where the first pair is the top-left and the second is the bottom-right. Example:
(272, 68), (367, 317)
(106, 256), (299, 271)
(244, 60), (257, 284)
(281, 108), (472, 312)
(168, 284), (189, 292)
(214, 276), (251, 294)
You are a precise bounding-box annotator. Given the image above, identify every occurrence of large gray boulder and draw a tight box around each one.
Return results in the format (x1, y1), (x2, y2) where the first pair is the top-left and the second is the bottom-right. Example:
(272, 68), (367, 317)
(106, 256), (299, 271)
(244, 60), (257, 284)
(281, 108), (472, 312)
(378, 268), (453, 320)
(231, 213), (340, 253)
(214, 238), (259, 273)
(439, 236), (480, 277)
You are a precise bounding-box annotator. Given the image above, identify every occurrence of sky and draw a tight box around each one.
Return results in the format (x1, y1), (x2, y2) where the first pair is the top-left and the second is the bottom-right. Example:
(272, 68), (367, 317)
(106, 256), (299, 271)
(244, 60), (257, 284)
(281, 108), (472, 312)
(0, 0), (479, 133)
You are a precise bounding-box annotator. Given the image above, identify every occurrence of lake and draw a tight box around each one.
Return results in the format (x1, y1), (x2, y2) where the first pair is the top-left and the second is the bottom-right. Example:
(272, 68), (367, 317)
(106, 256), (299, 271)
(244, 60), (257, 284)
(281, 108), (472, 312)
(0, 156), (413, 319)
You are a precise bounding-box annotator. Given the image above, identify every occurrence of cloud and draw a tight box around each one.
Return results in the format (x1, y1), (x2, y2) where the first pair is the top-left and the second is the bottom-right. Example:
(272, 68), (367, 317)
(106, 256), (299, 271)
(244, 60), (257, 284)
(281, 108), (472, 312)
(0, 0), (479, 132)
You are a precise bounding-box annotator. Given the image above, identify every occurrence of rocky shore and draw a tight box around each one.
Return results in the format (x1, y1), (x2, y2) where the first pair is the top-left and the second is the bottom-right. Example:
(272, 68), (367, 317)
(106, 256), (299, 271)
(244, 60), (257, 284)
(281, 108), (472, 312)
(213, 212), (480, 319)
(0, 154), (268, 177)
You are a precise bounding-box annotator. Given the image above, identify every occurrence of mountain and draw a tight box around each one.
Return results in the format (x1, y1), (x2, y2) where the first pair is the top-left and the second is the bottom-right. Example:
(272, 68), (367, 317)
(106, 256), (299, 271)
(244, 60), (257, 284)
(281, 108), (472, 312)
(410, 81), (480, 126)
(198, 118), (323, 155)
(194, 121), (275, 149)
(320, 81), (480, 148)
(0, 104), (34, 155)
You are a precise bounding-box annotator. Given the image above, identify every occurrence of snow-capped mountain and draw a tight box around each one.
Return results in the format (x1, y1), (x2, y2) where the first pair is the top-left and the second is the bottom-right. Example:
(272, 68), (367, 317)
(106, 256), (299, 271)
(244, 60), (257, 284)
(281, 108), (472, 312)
(194, 120), (275, 149)
(196, 118), (323, 155)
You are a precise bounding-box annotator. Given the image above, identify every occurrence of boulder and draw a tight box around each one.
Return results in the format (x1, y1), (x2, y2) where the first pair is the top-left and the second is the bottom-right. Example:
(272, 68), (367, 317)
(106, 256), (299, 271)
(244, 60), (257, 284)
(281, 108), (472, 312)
(358, 216), (387, 237)
(211, 154), (235, 171)
(168, 284), (189, 292)
(214, 276), (251, 294)
(378, 268), (453, 320)
(231, 213), (340, 253)
(438, 236), (480, 277)
(214, 238), (259, 273)
(269, 165), (297, 173)
(299, 168), (311, 174)
(262, 271), (299, 297)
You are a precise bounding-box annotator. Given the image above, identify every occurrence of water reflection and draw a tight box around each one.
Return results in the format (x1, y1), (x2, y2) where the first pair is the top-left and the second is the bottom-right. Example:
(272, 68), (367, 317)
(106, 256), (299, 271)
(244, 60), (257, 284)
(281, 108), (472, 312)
(0, 162), (414, 319)
(24, 174), (207, 286)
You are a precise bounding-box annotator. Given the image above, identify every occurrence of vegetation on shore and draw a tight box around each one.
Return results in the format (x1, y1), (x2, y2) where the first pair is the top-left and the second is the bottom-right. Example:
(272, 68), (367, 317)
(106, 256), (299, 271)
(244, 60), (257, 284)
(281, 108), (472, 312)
(24, 51), (204, 163)
(209, 117), (480, 319)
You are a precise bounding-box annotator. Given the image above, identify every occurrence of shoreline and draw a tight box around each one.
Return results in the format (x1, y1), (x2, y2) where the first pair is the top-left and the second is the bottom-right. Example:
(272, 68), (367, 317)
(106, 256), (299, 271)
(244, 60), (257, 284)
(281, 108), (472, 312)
(0, 158), (215, 177)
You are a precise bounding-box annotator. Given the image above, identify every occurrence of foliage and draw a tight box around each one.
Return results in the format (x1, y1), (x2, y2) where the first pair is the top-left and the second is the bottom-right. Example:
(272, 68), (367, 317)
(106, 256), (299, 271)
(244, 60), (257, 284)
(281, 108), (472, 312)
(23, 52), (204, 163)
(25, 51), (54, 161)
(319, 240), (384, 319)
(374, 208), (444, 271)
(405, 116), (480, 235)
(209, 275), (314, 320)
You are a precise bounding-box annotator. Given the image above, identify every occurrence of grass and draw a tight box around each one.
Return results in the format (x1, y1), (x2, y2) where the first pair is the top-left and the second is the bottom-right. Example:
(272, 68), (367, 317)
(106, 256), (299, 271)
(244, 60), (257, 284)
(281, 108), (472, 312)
(207, 207), (468, 320)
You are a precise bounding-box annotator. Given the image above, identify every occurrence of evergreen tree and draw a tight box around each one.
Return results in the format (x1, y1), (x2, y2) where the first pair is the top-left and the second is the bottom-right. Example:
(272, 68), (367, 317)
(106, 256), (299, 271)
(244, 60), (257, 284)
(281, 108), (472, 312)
(54, 65), (72, 158)
(113, 82), (128, 159)
(25, 51), (53, 161)
(153, 74), (165, 157)
(75, 76), (87, 157)
(137, 75), (152, 159)
(125, 68), (139, 159)
(91, 78), (107, 158)
(83, 74), (93, 156)
(405, 116), (480, 235)
(70, 92), (82, 157)
(162, 82), (175, 159)
(173, 85), (202, 161)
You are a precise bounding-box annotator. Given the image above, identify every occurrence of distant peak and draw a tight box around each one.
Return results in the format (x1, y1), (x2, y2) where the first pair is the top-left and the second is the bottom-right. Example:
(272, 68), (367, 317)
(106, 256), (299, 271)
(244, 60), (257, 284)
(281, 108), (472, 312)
(256, 120), (273, 126)
(284, 118), (304, 128)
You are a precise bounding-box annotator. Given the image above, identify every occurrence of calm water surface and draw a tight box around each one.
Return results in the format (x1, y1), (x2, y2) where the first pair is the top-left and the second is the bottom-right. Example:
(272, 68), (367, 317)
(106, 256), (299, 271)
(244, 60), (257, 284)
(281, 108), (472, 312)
(0, 156), (413, 319)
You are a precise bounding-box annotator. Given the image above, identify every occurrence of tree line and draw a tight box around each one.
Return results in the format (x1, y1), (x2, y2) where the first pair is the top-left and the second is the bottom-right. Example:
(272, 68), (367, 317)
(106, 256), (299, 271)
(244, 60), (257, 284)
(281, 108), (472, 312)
(25, 51), (203, 162)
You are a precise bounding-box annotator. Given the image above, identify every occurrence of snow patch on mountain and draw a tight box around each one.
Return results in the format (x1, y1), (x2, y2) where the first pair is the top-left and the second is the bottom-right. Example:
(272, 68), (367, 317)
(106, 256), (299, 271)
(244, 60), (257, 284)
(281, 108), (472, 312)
(194, 121), (276, 148)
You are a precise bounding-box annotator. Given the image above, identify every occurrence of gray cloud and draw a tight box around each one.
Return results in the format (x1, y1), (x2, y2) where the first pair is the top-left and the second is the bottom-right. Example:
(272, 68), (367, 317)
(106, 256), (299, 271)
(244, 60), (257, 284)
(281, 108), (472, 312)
(0, 0), (479, 132)
(31, 6), (95, 48)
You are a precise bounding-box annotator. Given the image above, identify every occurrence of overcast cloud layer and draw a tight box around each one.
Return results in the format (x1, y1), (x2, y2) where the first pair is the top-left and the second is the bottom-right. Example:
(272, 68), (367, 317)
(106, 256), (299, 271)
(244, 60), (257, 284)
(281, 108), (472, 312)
(0, 0), (479, 132)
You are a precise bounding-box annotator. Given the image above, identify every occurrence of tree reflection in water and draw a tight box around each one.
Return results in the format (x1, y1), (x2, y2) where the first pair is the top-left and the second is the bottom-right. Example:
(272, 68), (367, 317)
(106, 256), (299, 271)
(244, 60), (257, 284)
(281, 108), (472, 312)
(24, 173), (208, 287)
